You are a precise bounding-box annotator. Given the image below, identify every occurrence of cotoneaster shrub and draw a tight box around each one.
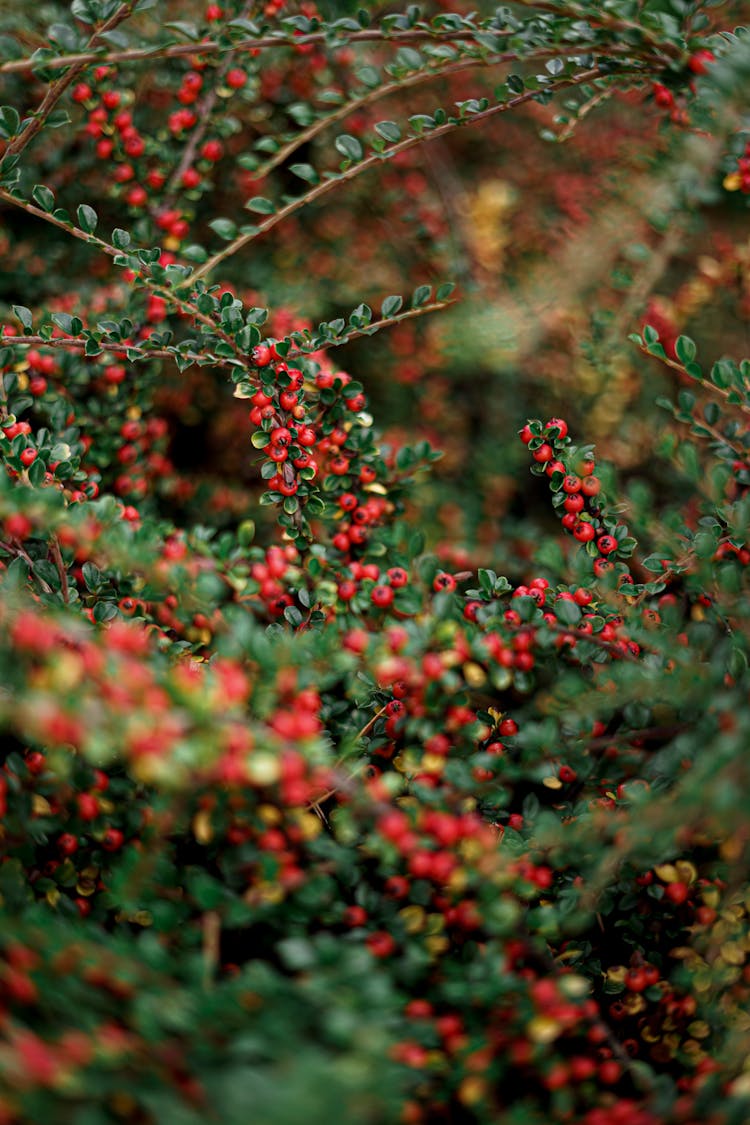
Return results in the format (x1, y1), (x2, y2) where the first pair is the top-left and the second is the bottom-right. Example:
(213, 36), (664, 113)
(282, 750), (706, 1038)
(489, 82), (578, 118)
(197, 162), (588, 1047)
(1, 2), (750, 1123)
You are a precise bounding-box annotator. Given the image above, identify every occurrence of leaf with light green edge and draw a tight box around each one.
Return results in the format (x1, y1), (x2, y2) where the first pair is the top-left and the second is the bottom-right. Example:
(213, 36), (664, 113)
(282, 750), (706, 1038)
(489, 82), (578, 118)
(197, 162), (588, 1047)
(411, 285), (432, 308)
(349, 303), (372, 326)
(51, 313), (82, 335)
(546, 58), (565, 76)
(244, 197), (276, 215)
(0, 105), (20, 139)
(11, 305), (32, 330)
(436, 282), (455, 302)
(251, 431), (270, 449)
(112, 228), (131, 250)
(76, 203), (97, 234)
(335, 134), (363, 162)
(290, 163), (318, 184)
(675, 335), (696, 364)
(381, 294), (403, 318)
(31, 184), (54, 212)
(642, 324), (659, 345)
(374, 120), (401, 144)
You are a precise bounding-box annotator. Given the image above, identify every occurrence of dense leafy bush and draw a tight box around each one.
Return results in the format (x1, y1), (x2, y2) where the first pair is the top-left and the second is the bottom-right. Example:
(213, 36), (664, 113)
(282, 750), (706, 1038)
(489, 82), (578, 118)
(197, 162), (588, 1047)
(1, 1), (750, 1122)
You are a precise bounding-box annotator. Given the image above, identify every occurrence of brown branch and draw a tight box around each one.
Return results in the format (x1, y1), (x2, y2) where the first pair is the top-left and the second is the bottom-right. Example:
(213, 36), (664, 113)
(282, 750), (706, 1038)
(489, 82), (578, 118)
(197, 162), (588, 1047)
(0, 189), (244, 361)
(283, 298), (456, 361)
(636, 342), (750, 420)
(4, 2), (138, 160)
(191, 66), (626, 284)
(0, 26), (519, 76)
(252, 43), (649, 182)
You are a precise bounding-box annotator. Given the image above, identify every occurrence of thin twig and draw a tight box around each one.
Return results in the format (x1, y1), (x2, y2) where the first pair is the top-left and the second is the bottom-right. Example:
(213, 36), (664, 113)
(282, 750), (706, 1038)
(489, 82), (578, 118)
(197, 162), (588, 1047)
(636, 342), (750, 420)
(0, 26), (517, 76)
(191, 66), (633, 284)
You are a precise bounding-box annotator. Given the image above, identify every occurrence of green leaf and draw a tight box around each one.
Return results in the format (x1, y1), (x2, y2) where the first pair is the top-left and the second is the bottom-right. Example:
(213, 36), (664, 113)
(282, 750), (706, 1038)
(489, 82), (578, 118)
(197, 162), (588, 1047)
(284, 605), (304, 627)
(675, 335), (696, 364)
(411, 285), (432, 308)
(209, 218), (237, 240)
(11, 305), (32, 330)
(0, 105), (20, 138)
(335, 134), (363, 162)
(381, 295), (403, 318)
(374, 120), (401, 144)
(76, 203), (98, 234)
(289, 163), (318, 184)
(436, 282), (455, 302)
(554, 599), (581, 626)
(31, 184), (55, 212)
(244, 197), (276, 215)
(112, 228), (131, 249)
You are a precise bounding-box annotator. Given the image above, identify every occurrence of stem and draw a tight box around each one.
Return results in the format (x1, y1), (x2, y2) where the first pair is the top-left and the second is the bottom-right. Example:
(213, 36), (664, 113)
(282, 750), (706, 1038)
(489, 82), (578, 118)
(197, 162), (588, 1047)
(636, 342), (750, 420)
(192, 66), (628, 284)
(3, 2), (138, 161)
(252, 43), (648, 182)
(0, 26), (518, 76)
(283, 299), (455, 361)
(0, 190), (244, 361)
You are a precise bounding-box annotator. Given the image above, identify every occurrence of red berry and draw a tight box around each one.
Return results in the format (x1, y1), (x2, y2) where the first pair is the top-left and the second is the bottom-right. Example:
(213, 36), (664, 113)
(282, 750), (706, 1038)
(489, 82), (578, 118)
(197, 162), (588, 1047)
(77, 793), (99, 821)
(226, 68), (247, 89)
(371, 585), (394, 609)
(689, 49), (715, 75)
(545, 417), (568, 439)
(665, 881), (689, 905)
(19, 448), (37, 468)
(102, 827), (125, 851)
(5, 513), (32, 539)
(201, 139), (223, 162)
(532, 443), (553, 463)
(573, 521), (596, 543)
(597, 535), (618, 555)
(58, 833), (78, 856)
(653, 83), (674, 108)
(252, 344), (272, 366)
(181, 168), (201, 189)
(433, 572), (456, 593)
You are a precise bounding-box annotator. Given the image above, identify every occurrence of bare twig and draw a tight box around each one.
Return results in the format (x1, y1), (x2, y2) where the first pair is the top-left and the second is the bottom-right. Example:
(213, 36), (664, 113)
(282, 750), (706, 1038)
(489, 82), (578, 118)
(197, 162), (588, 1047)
(191, 67), (632, 284)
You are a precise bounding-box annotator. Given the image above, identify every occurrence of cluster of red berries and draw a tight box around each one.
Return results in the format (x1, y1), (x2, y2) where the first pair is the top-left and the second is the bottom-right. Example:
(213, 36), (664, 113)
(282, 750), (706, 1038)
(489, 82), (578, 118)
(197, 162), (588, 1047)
(521, 418), (634, 580)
